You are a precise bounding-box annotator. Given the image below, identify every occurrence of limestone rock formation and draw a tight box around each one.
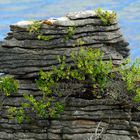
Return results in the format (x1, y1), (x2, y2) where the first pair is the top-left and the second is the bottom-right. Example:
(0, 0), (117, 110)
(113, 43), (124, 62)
(0, 10), (139, 140)
(0, 10), (129, 78)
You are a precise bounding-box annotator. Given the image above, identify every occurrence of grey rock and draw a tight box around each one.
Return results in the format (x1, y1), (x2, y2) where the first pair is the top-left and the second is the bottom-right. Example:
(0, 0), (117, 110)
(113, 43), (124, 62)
(51, 17), (117, 27)
(66, 10), (98, 20)
(0, 10), (135, 140)
(0, 132), (15, 139)
(102, 134), (131, 140)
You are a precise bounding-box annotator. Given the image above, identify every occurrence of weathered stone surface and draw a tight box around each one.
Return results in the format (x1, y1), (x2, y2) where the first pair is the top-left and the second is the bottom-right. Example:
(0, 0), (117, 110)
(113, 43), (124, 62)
(66, 10), (114, 20)
(66, 10), (97, 20)
(0, 97), (140, 139)
(102, 134), (132, 140)
(0, 10), (137, 140)
(0, 42), (124, 78)
(2, 35), (124, 48)
(9, 30), (122, 41)
(0, 10), (129, 78)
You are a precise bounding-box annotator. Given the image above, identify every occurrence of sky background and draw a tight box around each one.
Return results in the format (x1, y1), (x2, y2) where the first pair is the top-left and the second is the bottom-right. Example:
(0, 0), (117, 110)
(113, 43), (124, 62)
(0, 0), (140, 60)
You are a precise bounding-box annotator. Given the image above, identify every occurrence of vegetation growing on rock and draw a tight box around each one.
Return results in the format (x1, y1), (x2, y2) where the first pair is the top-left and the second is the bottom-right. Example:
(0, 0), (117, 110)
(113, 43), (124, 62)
(96, 8), (117, 25)
(6, 48), (113, 123)
(0, 47), (139, 123)
(28, 21), (54, 41)
(37, 35), (54, 41)
(64, 27), (76, 41)
(27, 21), (42, 34)
(0, 76), (18, 96)
(0, 10), (139, 124)
(120, 58), (140, 104)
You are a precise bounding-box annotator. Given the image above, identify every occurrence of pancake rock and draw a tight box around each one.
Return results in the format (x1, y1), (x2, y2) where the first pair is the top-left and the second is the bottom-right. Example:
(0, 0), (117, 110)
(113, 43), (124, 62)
(0, 10), (138, 140)
(0, 10), (129, 78)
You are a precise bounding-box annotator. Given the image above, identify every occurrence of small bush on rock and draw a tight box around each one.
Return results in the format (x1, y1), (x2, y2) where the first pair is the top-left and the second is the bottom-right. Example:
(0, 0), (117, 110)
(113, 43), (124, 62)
(0, 76), (18, 96)
(71, 48), (113, 91)
(96, 8), (117, 25)
(28, 21), (42, 34)
(64, 27), (76, 41)
(28, 21), (54, 41)
(120, 58), (140, 103)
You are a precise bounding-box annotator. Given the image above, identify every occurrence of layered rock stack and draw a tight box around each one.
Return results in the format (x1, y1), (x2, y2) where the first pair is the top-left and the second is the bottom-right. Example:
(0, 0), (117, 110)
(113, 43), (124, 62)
(0, 10), (129, 78)
(1, 97), (140, 140)
(0, 10), (139, 140)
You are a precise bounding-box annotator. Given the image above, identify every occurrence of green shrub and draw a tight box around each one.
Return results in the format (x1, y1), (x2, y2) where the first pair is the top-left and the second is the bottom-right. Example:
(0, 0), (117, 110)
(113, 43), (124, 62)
(71, 48), (113, 91)
(0, 76), (18, 96)
(64, 27), (76, 41)
(27, 21), (42, 34)
(96, 8), (117, 25)
(28, 21), (54, 41)
(120, 58), (140, 103)
(8, 106), (27, 124)
(73, 39), (85, 47)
